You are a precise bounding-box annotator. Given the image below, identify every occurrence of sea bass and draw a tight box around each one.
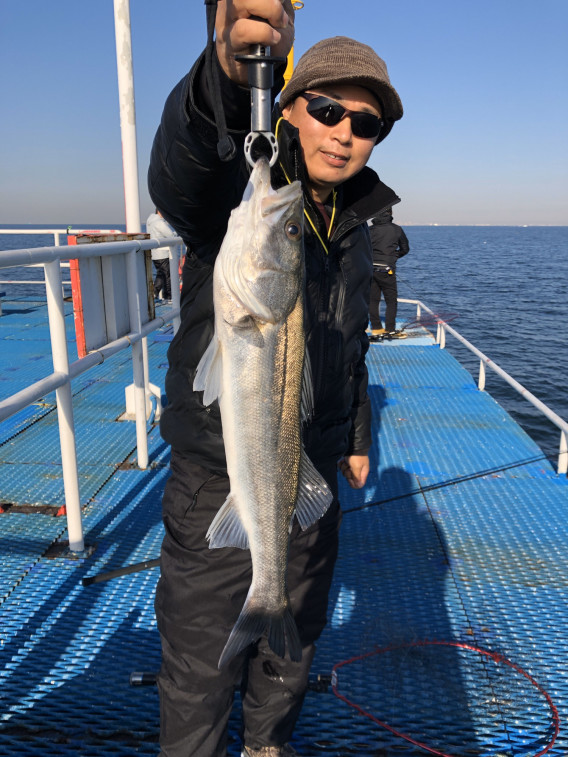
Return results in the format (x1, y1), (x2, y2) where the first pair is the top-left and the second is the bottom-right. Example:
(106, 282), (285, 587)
(194, 158), (333, 669)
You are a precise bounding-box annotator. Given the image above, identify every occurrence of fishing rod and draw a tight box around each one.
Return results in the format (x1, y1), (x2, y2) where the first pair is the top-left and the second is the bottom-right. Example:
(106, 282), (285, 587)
(82, 558), (160, 586)
(390, 271), (459, 333)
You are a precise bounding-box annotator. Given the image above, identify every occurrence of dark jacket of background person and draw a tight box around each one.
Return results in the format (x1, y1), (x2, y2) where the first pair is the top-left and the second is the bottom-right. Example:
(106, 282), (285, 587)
(148, 53), (401, 476)
(369, 208), (409, 271)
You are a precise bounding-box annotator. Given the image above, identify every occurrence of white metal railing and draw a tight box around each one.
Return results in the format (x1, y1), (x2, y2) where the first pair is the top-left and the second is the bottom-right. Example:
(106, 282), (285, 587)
(0, 229), (121, 290)
(0, 233), (184, 552)
(400, 298), (568, 476)
(0, 263), (72, 301)
(0, 228), (121, 245)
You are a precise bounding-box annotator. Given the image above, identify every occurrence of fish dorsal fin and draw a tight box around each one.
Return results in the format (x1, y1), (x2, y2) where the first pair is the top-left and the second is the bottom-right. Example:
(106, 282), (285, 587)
(206, 493), (249, 550)
(193, 332), (223, 406)
(300, 350), (314, 423)
(294, 450), (333, 530)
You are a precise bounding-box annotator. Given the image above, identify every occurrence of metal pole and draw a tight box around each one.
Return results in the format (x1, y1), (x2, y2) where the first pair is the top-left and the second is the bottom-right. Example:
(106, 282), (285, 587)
(169, 244), (182, 333)
(559, 430), (567, 476)
(113, 0), (141, 234)
(478, 359), (486, 391)
(114, 0), (154, 458)
(127, 249), (149, 469)
(43, 260), (85, 552)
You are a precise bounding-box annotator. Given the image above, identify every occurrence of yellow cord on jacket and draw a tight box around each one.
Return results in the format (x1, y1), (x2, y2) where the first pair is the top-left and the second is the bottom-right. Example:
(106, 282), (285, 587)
(275, 117), (337, 255)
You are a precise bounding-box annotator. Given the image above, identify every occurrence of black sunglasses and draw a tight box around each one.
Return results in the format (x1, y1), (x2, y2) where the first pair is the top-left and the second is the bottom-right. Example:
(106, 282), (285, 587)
(300, 93), (384, 140)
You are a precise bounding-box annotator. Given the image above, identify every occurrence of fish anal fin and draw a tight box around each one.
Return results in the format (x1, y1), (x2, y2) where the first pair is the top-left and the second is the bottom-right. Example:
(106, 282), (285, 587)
(294, 450), (333, 530)
(206, 493), (249, 549)
(193, 333), (223, 406)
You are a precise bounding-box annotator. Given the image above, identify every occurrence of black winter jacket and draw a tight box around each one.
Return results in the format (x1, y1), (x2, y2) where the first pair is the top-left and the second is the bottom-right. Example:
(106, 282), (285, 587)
(148, 52), (400, 476)
(369, 210), (410, 272)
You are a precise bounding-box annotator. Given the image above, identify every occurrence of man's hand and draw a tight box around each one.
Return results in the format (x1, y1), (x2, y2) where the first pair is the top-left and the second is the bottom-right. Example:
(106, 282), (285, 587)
(215, 0), (295, 85)
(338, 454), (370, 490)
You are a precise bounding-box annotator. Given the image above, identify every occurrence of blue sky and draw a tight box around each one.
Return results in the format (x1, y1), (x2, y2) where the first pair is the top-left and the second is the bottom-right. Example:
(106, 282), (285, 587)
(1, 0), (567, 226)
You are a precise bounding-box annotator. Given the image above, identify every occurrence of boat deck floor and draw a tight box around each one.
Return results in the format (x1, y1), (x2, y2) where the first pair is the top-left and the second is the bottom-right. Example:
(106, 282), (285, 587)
(1, 297), (567, 756)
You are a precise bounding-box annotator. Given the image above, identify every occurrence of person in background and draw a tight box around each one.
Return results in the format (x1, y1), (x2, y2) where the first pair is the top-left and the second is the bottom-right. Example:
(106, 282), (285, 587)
(146, 208), (174, 300)
(368, 207), (410, 339)
(147, 0), (403, 754)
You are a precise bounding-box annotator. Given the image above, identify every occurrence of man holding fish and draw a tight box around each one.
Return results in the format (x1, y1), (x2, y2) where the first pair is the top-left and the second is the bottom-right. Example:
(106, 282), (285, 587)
(148, 0), (403, 754)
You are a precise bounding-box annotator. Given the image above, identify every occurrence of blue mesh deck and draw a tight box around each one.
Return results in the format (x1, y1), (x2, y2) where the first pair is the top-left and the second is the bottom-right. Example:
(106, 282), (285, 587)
(1, 298), (567, 756)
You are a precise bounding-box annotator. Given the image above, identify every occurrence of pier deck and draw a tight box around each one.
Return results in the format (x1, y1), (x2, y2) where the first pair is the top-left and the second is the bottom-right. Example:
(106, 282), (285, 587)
(1, 296), (566, 756)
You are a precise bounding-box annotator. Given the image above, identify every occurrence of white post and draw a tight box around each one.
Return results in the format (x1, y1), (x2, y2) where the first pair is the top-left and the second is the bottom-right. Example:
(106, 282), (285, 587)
(169, 244), (182, 333)
(44, 260), (85, 552)
(478, 359), (486, 391)
(142, 336), (150, 389)
(113, 0), (141, 234)
(559, 430), (567, 476)
(114, 0), (153, 459)
(127, 249), (149, 469)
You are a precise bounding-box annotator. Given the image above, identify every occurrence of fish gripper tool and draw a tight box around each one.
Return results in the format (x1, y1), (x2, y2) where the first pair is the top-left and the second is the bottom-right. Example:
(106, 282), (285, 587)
(236, 42), (285, 168)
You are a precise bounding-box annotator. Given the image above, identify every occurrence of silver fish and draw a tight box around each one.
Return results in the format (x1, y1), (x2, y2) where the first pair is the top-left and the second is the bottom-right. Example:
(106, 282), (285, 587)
(194, 158), (332, 669)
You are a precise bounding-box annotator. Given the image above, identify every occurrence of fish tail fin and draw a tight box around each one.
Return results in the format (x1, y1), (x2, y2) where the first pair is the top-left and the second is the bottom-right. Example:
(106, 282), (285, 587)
(218, 596), (302, 669)
(277, 608), (302, 663)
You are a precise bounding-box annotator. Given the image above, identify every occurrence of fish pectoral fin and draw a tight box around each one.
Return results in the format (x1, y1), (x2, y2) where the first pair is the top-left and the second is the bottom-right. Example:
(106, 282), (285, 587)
(218, 592), (302, 669)
(206, 494), (249, 549)
(294, 450), (333, 530)
(193, 332), (222, 406)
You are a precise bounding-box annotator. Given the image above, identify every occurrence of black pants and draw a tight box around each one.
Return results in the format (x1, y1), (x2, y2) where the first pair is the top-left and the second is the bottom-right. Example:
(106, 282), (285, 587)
(370, 270), (398, 331)
(154, 258), (172, 299)
(155, 453), (341, 756)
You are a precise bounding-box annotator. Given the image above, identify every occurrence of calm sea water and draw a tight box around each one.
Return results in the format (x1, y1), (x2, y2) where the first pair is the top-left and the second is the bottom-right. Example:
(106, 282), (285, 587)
(1, 225), (567, 464)
(397, 226), (568, 465)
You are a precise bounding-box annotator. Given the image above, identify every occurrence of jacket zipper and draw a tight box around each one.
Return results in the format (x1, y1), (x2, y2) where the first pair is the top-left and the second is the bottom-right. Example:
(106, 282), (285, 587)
(335, 255), (346, 327)
(314, 253), (330, 410)
(312, 245), (347, 409)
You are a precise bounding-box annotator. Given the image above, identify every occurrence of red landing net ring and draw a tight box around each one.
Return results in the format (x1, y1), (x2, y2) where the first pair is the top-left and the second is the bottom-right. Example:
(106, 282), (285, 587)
(331, 640), (560, 757)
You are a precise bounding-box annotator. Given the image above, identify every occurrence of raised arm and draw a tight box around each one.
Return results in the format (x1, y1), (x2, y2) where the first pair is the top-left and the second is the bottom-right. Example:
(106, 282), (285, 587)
(215, 0), (294, 84)
(147, 0), (294, 259)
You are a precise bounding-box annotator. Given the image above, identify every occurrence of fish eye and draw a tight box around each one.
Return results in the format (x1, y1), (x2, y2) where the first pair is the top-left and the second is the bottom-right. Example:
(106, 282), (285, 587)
(285, 220), (302, 240)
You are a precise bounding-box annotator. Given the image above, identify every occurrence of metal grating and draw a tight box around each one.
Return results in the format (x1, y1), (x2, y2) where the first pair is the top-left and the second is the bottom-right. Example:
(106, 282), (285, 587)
(1, 300), (567, 755)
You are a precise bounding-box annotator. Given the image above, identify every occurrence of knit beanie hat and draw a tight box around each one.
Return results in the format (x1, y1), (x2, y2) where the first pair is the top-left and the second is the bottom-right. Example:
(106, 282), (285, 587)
(280, 36), (403, 143)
